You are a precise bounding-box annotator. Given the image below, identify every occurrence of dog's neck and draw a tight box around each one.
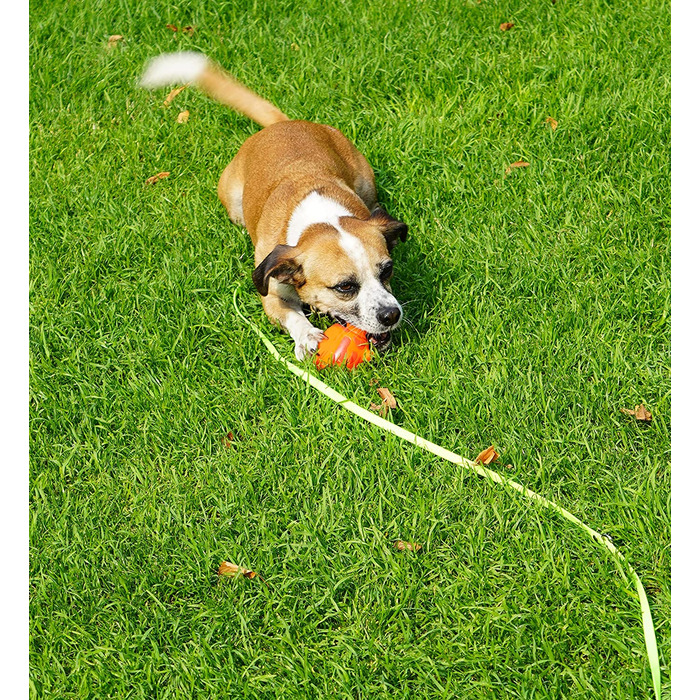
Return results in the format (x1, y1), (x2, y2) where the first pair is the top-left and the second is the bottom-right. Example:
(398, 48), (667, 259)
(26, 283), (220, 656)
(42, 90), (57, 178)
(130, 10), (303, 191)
(286, 187), (369, 247)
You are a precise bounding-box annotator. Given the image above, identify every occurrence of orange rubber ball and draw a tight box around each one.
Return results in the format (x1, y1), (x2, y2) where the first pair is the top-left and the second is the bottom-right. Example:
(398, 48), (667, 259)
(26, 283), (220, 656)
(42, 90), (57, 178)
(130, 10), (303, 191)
(314, 323), (372, 370)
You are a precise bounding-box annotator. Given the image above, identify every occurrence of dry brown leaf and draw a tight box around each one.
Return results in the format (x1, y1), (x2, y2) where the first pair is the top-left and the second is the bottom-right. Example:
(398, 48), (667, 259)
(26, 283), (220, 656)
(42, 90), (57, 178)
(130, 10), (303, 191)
(176, 110), (190, 124)
(369, 387), (398, 417)
(395, 540), (422, 552)
(377, 387), (397, 409)
(475, 445), (499, 465)
(218, 561), (269, 589)
(145, 171), (170, 185)
(505, 160), (530, 176)
(500, 22), (515, 31)
(218, 561), (256, 578)
(545, 116), (558, 131)
(635, 404), (652, 421)
(621, 404), (652, 422)
(163, 85), (187, 107)
(182, 26), (195, 36)
(222, 431), (234, 447)
(165, 23), (178, 31)
(107, 34), (123, 50)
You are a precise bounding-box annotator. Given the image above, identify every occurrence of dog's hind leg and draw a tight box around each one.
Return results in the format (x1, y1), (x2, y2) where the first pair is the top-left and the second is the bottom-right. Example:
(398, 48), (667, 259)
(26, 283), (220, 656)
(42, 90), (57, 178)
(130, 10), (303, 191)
(218, 157), (246, 226)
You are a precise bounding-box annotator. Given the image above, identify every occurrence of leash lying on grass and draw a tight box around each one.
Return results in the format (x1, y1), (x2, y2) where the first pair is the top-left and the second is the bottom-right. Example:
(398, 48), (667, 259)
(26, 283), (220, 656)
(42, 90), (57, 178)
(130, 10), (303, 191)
(232, 289), (661, 700)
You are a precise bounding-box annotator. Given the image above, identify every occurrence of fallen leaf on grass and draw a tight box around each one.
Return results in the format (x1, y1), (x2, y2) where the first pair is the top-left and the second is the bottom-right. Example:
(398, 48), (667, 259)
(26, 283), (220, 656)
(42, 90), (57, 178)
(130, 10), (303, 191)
(166, 24), (195, 35)
(475, 445), (499, 465)
(222, 431), (234, 447)
(176, 110), (190, 123)
(107, 34), (123, 50)
(545, 116), (559, 131)
(395, 541), (422, 553)
(505, 160), (530, 176)
(218, 561), (269, 589)
(163, 85), (187, 107)
(145, 171), (170, 185)
(621, 404), (652, 422)
(636, 404), (652, 421)
(218, 561), (257, 578)
(370, 387), (398, 417)
(377, 388), (397, 408)
(500, 22), (515, 31)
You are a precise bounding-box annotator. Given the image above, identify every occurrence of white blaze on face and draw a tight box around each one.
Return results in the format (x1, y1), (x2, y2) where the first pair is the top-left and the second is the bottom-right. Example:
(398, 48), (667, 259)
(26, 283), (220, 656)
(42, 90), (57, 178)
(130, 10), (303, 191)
(286, 192), (402, 333)
(336, 228), (401, 333)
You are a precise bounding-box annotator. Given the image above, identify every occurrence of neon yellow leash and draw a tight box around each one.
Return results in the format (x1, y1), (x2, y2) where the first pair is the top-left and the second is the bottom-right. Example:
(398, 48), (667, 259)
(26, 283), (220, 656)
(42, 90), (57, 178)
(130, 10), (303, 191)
(232, 289), (662, 700)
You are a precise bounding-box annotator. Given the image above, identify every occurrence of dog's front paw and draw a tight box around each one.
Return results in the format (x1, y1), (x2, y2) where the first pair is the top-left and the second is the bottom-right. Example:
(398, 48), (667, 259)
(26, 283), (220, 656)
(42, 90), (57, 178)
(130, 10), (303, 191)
(293, 326), (326, 361)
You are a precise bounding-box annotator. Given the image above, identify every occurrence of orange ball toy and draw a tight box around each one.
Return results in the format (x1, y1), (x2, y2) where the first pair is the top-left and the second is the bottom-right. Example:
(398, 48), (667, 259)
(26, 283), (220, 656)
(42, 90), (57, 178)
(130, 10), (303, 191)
(314, 323), (372, 370)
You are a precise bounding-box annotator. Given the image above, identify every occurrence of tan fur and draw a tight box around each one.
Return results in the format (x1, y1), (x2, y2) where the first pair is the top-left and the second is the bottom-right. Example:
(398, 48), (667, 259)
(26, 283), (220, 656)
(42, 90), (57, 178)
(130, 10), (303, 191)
(218, 121), (378, 257)
(198, 64), (289, 128)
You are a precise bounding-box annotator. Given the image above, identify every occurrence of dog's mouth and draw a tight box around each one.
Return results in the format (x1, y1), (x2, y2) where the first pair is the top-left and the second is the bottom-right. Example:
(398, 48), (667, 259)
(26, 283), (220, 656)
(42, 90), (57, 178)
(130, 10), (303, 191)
(332, 316), (392, 351)
(366, 330), (391, 350)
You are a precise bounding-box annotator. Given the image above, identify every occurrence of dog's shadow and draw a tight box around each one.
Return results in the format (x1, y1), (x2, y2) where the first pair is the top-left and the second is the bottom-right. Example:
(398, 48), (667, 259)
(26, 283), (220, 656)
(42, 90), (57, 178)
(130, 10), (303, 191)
(389, 243), (442, 349)
(376, 186), (444, 350)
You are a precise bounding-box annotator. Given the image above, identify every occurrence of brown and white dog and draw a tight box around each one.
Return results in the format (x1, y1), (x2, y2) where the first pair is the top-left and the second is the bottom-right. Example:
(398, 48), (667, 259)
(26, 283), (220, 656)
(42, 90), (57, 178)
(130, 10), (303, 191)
(141, 52), (407, 360)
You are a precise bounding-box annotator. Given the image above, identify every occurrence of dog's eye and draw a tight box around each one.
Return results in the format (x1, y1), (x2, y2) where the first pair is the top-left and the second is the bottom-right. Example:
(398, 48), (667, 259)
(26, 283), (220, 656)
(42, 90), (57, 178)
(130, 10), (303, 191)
(379, 261), (393, 282)
(332, 280), (359, 296)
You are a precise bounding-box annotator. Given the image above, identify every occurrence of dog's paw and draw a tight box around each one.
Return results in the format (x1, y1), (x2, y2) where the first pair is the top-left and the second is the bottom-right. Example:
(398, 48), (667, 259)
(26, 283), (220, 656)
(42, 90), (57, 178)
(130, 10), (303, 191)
(293, 326), (326, 361)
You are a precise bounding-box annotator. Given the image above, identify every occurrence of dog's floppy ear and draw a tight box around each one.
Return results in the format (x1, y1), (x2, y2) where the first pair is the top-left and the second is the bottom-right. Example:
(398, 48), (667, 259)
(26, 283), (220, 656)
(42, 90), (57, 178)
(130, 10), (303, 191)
(370, 206), (408, 251)
(252, 244), (305, 296)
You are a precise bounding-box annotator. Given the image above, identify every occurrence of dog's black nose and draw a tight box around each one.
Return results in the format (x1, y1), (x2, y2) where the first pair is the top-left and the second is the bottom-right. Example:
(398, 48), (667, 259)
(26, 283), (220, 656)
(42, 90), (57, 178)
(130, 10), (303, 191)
(377, 305), (401, 327)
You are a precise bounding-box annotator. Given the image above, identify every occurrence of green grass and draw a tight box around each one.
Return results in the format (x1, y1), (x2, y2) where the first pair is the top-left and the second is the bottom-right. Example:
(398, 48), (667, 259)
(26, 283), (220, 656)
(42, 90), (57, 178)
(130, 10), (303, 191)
(29, 0), (670, 697)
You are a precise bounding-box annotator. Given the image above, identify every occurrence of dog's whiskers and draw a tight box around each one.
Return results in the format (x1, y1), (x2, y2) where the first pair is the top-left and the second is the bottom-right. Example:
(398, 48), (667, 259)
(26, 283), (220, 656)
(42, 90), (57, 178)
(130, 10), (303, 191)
(400, 315), (419, 333)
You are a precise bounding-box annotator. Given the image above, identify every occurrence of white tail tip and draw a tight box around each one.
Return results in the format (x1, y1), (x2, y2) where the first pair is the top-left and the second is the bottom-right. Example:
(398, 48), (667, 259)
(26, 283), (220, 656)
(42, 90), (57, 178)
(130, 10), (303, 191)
(140, 51), (209, 89)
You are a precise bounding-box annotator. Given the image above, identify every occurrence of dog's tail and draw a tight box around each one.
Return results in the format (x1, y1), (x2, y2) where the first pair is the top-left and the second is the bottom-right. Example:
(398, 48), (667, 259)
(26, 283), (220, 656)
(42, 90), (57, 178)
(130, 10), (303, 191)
(140, 52), (289, 128)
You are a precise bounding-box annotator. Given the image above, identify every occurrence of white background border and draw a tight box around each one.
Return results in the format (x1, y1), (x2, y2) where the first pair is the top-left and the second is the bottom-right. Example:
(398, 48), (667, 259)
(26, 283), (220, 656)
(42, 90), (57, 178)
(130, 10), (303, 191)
(11, 0), (688, 695)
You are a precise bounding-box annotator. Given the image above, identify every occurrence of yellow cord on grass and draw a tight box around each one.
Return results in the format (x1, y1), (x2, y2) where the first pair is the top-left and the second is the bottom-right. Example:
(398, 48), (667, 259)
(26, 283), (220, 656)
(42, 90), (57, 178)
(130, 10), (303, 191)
(232, 289), (661, 700)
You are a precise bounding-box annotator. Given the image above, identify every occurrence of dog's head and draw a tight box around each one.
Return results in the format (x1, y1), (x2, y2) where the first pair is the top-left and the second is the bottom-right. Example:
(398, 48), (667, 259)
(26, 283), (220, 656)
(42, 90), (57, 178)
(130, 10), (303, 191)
(253, 206), (407, 349)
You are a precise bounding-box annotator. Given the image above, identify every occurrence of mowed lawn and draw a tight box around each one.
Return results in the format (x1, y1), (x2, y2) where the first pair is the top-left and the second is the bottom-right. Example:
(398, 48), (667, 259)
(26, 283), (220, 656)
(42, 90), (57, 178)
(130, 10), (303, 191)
(29, 0), (670, 698)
